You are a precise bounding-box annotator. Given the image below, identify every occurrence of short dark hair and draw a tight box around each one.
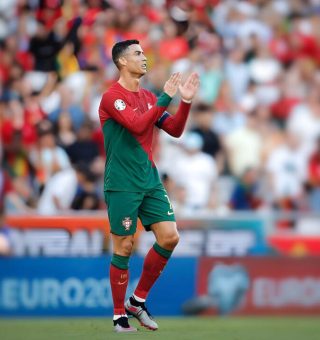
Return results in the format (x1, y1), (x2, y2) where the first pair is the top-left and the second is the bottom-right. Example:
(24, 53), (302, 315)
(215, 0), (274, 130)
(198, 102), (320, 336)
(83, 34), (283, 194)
(112, 39), (140, 69)
(37, 119), (54, 136)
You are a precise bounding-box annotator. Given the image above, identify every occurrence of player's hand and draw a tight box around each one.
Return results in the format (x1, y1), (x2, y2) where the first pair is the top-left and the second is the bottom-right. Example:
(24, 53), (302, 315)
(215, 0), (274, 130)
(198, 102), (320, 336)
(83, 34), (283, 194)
(163, 73), (182, 97)
(179, 72), (200, 102)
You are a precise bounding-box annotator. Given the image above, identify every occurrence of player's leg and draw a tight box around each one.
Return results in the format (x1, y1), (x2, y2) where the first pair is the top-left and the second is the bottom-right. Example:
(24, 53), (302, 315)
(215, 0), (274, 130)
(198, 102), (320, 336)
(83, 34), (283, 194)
(125, 221), (179, 330)
(125, 188), (178, 330)
(110, 234), (136, 332)
(105, 191), (142, 333)
(134, 221), (179, 299)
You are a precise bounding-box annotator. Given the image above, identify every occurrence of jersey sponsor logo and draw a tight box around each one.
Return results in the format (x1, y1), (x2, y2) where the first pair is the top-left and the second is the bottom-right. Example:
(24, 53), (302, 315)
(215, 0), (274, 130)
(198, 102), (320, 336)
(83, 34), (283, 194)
(122, 217), (132, 231)
(114, 99), (126, 111)
(167, 211), (174, 216)
(133, 107), (138, 111)
(147, 103), (153, 109)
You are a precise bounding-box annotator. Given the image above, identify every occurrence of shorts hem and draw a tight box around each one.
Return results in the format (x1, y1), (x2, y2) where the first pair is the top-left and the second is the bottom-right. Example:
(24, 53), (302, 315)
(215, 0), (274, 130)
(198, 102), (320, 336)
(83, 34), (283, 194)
(143, 217), (176, 231)
(110, 230), (136, 236)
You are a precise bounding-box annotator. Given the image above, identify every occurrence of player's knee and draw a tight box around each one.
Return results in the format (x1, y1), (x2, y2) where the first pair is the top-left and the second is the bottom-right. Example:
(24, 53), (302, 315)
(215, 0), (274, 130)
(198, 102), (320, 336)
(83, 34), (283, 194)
(120, 238), (134, 256)
(171, 233), (180, 248)
(162, 232), (179, 250)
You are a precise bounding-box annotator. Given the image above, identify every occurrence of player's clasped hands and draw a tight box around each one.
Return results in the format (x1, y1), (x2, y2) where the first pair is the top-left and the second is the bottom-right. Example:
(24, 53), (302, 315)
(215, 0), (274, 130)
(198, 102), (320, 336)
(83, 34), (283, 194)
(163, 72), (200, 102)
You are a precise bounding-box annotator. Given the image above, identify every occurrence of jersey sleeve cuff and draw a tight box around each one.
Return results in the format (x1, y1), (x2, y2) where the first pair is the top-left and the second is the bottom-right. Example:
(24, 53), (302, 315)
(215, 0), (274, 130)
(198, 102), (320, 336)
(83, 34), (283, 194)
(156, 93), (172, 107)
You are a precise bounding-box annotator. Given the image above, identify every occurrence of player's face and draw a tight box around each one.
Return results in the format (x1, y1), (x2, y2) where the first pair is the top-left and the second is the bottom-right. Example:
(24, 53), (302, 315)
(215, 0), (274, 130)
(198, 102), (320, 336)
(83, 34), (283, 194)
(122, 44), (147, 76)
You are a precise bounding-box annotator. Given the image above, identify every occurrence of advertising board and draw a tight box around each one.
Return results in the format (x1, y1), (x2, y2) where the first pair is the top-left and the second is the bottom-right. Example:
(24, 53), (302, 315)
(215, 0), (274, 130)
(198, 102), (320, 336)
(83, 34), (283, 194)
(193, 257), (320, 316)
(269, 235), (320, 256)
(0, 256), (196, 316)
(138, 219), (268, 256)
(5, 215), (269, 257)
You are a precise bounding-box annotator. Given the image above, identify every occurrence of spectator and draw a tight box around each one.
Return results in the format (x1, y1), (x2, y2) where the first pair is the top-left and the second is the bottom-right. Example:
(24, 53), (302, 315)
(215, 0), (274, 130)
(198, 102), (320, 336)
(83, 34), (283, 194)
(29, 120), (71, 191)
(248, 43), (282, 106)
(249, 43), (282, 84)
(29, 16), (81, 72)
(287, 85), (320, 158)
(198, 55), (223, 104)
(212, 81), (246, 137)
(229, 167), (262, 211)
(37, 166), (78, 215)
(66, 121), (100, 165)
(190, 103), (225, 172)
(71, 163), (100, 210)
(225, 113), (263, 177)
(4, 173), (36, 213)
(29, 20), (63, 72)
(48, 84), (85, 131)
(169, 132), (217, 211)
(55, 111), (77, 149)
(3, 130), (35, 182)
(225, 47), (250, 103)
(266, 132), (306, 208)
(158, 19), (190, 62)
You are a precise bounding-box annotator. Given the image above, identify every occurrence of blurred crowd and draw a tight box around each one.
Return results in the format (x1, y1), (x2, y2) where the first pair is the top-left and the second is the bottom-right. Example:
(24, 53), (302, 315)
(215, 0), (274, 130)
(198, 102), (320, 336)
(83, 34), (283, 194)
(1, 0), (320, 219)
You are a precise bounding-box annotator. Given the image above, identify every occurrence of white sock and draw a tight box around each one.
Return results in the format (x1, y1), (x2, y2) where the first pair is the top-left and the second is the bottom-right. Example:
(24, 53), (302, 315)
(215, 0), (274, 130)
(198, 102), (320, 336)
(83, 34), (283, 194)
(113, 314), (127, 321)
(133, 294), (146, 303)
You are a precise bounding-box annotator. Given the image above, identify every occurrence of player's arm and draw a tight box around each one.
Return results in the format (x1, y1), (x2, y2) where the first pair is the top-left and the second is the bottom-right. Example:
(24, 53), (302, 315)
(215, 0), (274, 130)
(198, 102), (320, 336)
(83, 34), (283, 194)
(100, 91), (171, 135)
(156, 73), (200, 138)
(99, 73), (182, 135)
(156, 101), (191, 137)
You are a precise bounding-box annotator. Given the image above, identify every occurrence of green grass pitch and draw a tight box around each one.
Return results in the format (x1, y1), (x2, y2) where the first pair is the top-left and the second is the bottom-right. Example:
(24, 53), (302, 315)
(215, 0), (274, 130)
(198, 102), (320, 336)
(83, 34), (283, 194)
(1, 316), (320, 340)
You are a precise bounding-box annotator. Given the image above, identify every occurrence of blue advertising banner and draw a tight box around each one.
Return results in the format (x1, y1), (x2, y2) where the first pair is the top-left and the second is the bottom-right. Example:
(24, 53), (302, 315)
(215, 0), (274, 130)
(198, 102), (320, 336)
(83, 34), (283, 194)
(0, 256), (196, 317)
(139, 219), (269, 257)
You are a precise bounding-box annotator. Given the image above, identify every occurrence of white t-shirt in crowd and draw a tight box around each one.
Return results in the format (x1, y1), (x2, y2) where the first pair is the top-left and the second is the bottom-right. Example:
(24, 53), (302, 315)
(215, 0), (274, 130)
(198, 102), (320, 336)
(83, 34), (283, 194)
(37, 168), (78, 215)
(287, 103), (320, 158)
(169, 151), (217, 210)
(249, 57), (282, 84)
(225, 126), (262, 177)
(266, 145), (306, 199)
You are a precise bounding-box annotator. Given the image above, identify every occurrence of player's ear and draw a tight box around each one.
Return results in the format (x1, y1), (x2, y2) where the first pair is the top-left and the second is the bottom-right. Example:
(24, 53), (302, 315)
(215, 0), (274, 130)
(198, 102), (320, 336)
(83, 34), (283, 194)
(118, 56), (127, 68)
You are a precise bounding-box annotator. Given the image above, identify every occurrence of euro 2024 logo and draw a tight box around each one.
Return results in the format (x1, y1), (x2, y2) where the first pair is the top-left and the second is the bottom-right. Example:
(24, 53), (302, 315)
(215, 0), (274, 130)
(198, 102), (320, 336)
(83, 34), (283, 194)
(182, 263), (250, 315)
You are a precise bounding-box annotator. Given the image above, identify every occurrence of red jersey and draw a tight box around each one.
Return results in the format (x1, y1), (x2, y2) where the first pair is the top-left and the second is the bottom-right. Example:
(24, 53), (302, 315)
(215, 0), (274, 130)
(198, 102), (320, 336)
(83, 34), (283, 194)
(98, 82), (191, 191)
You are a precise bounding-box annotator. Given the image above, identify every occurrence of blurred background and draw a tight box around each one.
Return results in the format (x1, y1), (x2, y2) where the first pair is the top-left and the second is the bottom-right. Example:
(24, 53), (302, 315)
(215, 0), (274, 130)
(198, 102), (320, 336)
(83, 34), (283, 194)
(1, 0), (320, 319)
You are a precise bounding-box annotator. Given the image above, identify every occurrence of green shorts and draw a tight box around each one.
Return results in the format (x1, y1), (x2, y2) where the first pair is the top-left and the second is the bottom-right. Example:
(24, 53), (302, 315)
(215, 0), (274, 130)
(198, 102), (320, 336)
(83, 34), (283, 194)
(104, 187), (176, 236)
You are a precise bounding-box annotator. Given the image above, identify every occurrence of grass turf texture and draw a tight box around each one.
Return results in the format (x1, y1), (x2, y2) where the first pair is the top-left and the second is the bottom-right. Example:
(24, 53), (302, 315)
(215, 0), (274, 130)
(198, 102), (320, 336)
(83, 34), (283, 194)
(1, 316), (320, 340)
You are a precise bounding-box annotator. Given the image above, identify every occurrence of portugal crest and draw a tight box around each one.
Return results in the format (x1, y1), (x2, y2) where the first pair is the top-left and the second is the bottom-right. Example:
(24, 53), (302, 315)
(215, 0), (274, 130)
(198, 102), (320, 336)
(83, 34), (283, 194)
(122, 217), (132, 231)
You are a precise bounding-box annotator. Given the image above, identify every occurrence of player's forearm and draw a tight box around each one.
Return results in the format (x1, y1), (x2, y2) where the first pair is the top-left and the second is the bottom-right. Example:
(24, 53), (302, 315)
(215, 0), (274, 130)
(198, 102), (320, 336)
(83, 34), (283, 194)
(129, 93), (172, 135)
(160, 100), (191, 137)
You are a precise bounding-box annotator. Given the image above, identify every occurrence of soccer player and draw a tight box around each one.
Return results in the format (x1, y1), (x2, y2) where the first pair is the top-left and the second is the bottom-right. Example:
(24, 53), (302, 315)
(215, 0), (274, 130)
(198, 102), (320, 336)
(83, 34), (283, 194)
(98, 39), (199, 332)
